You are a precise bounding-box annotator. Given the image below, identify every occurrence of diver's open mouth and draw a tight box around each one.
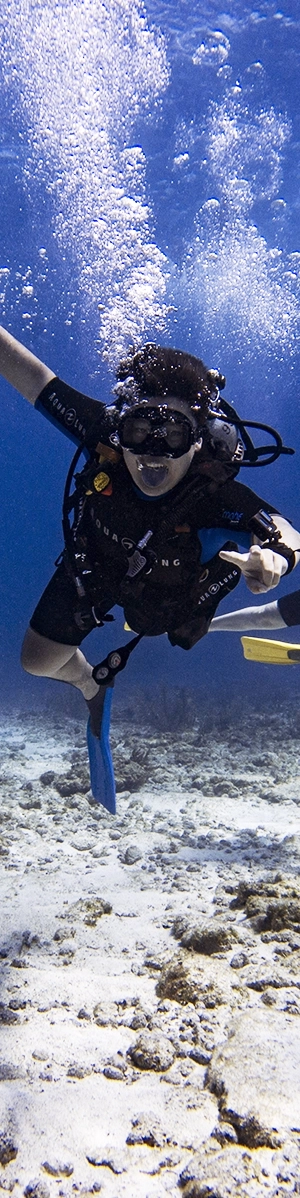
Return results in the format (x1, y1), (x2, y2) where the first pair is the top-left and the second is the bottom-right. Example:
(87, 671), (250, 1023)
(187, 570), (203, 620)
(137, 460), (169, 487)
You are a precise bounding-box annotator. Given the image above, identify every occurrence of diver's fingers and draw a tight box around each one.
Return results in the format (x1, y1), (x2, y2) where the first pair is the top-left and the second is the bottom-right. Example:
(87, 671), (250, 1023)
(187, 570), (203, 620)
(219, 549), (250, 570)
(245, 550), (288, 593)
(245, 576), (276, 594)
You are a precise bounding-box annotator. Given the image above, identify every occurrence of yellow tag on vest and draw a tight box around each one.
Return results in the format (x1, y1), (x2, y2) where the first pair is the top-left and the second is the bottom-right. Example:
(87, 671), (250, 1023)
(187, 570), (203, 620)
(93, 471), (111, 493)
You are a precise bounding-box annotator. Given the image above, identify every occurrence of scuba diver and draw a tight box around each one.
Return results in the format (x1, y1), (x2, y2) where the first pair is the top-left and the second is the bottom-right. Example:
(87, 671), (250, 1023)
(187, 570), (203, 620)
(1, 323), (300, 812)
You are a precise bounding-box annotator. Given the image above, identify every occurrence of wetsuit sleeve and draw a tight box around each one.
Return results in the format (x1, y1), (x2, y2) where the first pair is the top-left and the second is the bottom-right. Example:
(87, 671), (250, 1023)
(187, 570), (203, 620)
(34, 376), (112, 449)
(191, 476), (281, 534)
(278, 590), (300, 626)
(210, 478), (280, 526)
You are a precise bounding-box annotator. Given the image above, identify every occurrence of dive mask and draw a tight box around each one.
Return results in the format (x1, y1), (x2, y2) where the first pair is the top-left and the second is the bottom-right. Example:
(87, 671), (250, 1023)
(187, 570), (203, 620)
(117, 403), (197, 459)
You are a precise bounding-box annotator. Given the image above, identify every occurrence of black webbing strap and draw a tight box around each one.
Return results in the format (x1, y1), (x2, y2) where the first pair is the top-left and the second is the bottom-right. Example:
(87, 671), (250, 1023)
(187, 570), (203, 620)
(92, 633), (144, 685)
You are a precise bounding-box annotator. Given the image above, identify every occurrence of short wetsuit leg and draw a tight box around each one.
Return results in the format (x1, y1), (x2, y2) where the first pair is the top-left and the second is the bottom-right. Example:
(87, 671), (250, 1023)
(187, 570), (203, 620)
(278, 590), (300, 628)
(25, 560), (116, 699)
(29, 560), (114, 645)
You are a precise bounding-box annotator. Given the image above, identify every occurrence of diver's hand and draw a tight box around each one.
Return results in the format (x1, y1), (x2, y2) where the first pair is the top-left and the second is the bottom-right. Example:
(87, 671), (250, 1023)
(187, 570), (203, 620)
(219, 545), (288, 594)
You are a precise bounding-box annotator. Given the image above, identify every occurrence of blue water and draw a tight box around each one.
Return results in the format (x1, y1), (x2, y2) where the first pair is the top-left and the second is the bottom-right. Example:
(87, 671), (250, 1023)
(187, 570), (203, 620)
(1, 0), (300, 711)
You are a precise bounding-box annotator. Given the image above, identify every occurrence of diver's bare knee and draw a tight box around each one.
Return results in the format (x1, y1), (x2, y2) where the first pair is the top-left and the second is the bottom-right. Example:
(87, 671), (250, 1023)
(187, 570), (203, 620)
(21, 627), (47, 674)
(21, 627), (76, 677)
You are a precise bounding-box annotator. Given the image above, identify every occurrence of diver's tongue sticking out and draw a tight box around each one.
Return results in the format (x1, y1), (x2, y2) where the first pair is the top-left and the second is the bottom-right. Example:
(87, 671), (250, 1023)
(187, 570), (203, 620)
(137, 460), (169, 488)
(122, 444), (198, 496)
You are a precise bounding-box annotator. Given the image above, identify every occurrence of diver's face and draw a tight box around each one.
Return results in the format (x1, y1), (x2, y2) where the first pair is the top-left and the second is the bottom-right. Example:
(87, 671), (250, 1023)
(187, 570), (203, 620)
(122, 397), (201, 496)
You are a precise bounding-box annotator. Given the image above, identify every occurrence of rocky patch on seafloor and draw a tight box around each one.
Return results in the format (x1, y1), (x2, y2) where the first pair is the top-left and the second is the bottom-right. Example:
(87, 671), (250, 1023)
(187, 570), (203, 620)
(0, 701), (300, 1194)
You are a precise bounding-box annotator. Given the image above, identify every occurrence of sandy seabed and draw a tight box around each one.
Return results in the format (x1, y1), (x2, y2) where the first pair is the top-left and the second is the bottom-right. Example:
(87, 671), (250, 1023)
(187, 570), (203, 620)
(0, 703), (300, 1198)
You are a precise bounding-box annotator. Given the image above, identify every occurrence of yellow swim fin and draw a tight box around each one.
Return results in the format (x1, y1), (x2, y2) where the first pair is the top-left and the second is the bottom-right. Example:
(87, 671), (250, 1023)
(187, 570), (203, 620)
(241, 636), (300, 665)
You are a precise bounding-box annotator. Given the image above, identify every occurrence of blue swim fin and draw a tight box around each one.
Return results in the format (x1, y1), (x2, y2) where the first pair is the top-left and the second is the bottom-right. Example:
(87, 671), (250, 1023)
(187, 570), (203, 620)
(86, 686), (116, 814)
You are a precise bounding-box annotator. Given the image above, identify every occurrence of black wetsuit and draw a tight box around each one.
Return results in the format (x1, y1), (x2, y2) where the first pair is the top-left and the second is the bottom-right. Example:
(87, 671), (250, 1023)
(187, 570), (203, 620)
(278, 591), (300, 626)
(31, 377), (281, 649)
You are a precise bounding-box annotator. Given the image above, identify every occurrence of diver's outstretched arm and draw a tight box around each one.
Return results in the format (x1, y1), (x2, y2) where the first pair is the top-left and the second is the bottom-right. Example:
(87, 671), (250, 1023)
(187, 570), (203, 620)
(0, 325), (55, 403)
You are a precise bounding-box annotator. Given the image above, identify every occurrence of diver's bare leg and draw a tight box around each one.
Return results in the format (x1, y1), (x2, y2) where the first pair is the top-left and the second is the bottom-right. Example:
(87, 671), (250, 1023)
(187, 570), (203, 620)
(21, 627), (99, 700)
(22, 627), (114, 804)
(209, 600), (287, 633)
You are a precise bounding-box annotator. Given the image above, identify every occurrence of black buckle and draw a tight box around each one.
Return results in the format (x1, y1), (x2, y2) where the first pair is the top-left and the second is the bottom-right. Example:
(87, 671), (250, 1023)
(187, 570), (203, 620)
(92, 633), (143, 685)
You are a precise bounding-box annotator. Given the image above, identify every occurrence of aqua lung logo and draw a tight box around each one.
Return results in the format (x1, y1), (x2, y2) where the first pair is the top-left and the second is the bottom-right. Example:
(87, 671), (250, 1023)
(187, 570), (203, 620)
(65, 407), (76, 426)
(197, 568), (239, 605)
(91, 511), (181, 566)
(92, 510), (120, 543)
(47, 391), (86, 437)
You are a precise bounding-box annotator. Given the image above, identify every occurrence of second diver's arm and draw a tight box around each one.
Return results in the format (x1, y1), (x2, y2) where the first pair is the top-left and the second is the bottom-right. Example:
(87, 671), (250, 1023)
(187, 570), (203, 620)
(0, 325), (55, 402)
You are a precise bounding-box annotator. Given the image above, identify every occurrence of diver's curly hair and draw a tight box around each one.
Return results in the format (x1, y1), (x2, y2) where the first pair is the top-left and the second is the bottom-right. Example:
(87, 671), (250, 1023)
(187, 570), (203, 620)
(114, 344), (225, 426)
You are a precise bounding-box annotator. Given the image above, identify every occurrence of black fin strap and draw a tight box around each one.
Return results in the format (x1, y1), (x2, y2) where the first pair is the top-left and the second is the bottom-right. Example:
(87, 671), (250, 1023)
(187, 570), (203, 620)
(92, 633), (143, 685)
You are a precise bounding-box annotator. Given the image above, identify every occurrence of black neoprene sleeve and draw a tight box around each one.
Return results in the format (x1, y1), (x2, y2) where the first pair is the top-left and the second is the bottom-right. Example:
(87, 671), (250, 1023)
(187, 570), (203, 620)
(34, 376), (108, 448)
(278, 590), (300, 627)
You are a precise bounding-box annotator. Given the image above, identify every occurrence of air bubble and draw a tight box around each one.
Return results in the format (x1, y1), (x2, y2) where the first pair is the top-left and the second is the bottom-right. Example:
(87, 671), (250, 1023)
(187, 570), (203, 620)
(173, 153), (189, 168)
(246, 61), (264, 73)
(201, 199), (220, 211)
(178, 93), (299, 356)
(0, 0), (169, 365)
(271, 199), (287, 211)
(193, 31), (230, 69)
